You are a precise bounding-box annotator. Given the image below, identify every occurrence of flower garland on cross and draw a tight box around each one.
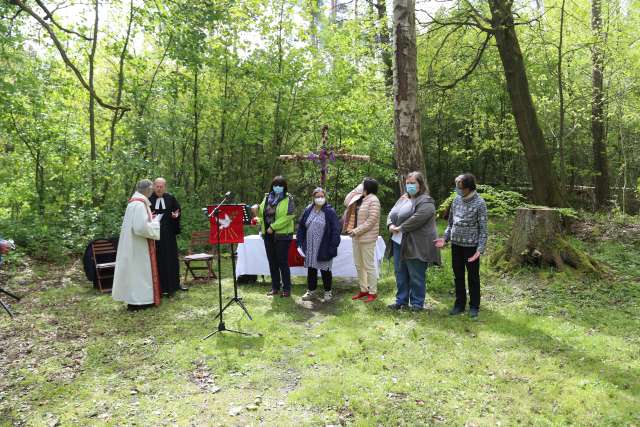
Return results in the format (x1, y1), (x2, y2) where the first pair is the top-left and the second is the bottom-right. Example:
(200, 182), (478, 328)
(278, 125), (370, 187)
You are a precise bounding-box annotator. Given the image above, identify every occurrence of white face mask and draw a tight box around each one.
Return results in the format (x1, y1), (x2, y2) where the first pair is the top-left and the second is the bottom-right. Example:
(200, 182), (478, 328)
(314, 197), (326, 206)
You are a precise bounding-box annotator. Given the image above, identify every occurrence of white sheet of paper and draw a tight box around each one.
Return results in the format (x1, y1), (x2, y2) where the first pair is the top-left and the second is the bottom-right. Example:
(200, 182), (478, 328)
(297, 247), (306, 258)
(391, 231), (402, 245)
(155, 213), (164, 222)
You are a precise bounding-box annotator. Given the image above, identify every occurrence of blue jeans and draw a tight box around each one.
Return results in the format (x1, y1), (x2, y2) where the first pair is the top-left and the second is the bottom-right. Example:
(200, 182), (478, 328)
(393, 241), (427, 308)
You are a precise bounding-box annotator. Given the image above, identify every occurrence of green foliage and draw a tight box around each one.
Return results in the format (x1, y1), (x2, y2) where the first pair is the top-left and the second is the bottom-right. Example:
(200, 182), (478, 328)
(1, 0), (640, 262)
(437, 184), (527, 218)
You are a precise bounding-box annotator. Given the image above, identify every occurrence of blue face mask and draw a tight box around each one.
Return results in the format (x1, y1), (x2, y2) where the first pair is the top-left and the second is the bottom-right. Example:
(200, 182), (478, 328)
(406, 183), (418, 196)
(272, 186), (284, 194)
(455, 188), (464, 197)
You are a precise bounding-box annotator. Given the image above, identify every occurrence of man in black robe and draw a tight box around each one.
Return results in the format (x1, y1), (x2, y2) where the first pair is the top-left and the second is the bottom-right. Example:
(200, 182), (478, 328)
(149, 177), (187, 295)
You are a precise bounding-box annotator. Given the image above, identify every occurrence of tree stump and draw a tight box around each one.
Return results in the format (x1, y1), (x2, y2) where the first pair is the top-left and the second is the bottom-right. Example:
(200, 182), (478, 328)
(494, 207), (602, 275)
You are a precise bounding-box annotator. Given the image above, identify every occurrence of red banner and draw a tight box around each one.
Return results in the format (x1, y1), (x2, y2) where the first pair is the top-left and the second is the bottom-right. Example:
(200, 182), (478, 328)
(207, 205), (246, 244)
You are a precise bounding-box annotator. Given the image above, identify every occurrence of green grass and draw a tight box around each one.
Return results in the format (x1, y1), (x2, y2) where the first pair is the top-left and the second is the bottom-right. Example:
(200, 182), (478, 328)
(1, 220), (639, 426)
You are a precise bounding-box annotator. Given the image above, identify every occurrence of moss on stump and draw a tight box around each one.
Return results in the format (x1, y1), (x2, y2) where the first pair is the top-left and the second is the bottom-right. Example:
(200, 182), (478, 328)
(493, 207), (603, 276)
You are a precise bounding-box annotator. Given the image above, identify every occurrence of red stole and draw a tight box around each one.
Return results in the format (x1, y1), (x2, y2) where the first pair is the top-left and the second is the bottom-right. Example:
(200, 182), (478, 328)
(128, 197), (161, 306)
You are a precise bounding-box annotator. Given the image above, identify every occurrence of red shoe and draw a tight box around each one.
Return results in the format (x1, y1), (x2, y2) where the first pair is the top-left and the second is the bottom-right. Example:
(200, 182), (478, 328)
(352, 291), (369, 300)
(364, 294), (377, 303)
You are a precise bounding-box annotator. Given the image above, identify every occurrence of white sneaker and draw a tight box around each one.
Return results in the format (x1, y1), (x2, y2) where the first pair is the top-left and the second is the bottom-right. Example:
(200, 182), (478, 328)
(301, 290), (316, 301)
(322, 291), (333, 302)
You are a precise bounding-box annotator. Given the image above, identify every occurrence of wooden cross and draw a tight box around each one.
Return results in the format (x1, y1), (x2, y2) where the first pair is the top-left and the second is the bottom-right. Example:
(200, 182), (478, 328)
(278, 125), (370, 187)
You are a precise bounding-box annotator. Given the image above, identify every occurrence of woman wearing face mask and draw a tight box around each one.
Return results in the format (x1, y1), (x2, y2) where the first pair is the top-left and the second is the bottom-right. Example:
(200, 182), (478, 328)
(257, 176), (296, 297)
(296, 188), (341, 302)
(344, 178), (381, 303)
(387, 171), (441, 311)
(434, 173), (488, 319)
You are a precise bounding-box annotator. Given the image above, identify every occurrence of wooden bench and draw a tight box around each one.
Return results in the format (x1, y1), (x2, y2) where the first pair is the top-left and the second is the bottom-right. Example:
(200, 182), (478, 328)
(183, 231), (216, 283)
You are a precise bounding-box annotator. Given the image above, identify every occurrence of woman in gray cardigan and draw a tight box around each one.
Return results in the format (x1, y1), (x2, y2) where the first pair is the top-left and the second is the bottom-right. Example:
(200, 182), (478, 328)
(387, 171), (441, 311)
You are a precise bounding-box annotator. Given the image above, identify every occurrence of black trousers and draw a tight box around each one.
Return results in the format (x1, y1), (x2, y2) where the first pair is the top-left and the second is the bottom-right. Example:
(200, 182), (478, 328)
(307, 268), (332, 292)
(263, 234), (292, 292)
(451, 244), (481, 309)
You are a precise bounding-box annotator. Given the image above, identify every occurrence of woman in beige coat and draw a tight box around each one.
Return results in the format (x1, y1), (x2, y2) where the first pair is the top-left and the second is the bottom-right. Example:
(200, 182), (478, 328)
(343, 178), (381, 303)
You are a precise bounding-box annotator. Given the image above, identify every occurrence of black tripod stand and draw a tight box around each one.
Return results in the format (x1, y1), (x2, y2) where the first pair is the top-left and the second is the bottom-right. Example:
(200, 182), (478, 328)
(203, 196), (253, 339)
(0, 287), (20, 318)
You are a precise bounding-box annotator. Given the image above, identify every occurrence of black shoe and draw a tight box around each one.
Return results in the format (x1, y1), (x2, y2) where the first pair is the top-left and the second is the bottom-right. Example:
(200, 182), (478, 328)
(410, 305), (424, 312)
(179, 285), (189, 292)
(127, 304), (153, 311)
(469, 307), (479, 319)
(387, 303), (407, 310)
(449, 306), (465, 316)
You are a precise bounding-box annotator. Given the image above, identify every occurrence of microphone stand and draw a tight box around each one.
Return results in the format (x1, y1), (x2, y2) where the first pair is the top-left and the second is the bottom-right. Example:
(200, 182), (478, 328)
(203, 194), (251, 339)
(0, 287), (20, 318)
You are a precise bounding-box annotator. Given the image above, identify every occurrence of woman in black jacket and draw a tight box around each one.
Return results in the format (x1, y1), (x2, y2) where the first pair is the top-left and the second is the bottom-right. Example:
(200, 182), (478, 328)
(296, 188), (341, 302)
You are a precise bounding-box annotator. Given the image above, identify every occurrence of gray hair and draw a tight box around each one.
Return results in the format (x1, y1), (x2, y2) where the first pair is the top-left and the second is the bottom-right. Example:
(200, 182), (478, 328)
(312, 187), (325, 197)
(136, 179), (153, 193)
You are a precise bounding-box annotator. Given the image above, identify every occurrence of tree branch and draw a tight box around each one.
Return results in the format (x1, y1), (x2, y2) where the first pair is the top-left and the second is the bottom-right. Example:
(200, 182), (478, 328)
(428, 32), (493, 90)
(35, 0), (93, 41)
(138, 33), (173, 118)
(420, 10), (494, 34)
(10, 0), (129, 113)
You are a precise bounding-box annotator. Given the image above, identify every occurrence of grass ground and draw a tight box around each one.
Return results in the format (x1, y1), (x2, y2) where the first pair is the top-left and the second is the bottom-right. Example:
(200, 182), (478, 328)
(1, 218), (639, 426)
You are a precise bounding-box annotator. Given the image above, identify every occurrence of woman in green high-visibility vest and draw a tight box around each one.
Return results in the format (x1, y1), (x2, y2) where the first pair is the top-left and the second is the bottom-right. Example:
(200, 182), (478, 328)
(257, 176), (296, 297)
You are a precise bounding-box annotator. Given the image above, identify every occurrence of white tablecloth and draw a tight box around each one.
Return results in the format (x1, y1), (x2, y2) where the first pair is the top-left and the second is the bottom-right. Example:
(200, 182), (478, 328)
(236, 235), (386, 279)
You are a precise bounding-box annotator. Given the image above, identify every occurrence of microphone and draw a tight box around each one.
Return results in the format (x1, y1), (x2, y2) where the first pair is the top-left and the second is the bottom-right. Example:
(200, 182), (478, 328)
(224, 191), (232, 197)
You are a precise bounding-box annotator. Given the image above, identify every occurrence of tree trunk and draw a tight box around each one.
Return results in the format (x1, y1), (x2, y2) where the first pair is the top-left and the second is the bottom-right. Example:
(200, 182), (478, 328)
(89, 0), (99, 202)
(218, 52), (229, 190)
(393, 0), (425, 187)
(108, 0), (133, 154)
(374, 0), (393, 93)
(103, 0), (134, 198)
(557, 0), (566, 188)
(494, 207), (602, 275)
(271, 0), (285, 177)
(192, 66), (200, 195)
(591, 0), (610, 208)
(487, 0), (564, 207)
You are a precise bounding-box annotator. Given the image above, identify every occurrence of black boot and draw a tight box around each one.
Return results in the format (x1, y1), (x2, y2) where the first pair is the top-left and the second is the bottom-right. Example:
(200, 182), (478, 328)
(449, 305), (465, 316)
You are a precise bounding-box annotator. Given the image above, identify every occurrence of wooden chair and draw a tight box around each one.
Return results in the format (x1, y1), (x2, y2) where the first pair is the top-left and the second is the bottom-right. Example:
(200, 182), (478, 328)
(91, 239), (117, 293)
(183, 231), (216, 283)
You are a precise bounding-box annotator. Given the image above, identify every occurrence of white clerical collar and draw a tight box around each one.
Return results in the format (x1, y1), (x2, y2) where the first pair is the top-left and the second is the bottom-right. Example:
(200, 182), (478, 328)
(155, 196), (166, 210)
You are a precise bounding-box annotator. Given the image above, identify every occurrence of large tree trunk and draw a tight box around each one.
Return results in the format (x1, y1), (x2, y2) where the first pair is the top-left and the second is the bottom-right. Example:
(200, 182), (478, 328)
(494, 207), (602, 275)
(591, 0), (610, 208)
(393, 0), (425, 186)
(487, 0), (564, 207)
